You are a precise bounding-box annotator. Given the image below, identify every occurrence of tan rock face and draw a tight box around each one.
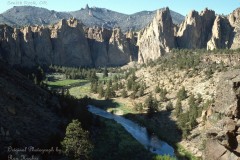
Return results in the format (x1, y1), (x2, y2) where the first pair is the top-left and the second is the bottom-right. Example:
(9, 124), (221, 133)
(204, 70), (240, 159)
(0, 18), (93, 67)
(137, 7), (175, 63)
(177, 8), (215, 49)
(228, 8), (240, 49)
(207, 16), (233, 50)
(0, 19), (136, 67)
(85, 27), (136, 66)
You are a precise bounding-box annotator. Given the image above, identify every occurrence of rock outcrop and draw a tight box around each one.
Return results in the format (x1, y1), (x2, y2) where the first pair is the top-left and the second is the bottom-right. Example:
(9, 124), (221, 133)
(137, 7), (175, 63)
(228, 8), (240, 49)
(85, 27), (137, 66)
(0, 18), (93, 67)
(85, 26), (111, 66)
(204, 70), (240, 159)
(207, 16), (233, 50)
(0, 18), (137, 67)
(108, 28), (133, 66)
(177, 8), (216, 49)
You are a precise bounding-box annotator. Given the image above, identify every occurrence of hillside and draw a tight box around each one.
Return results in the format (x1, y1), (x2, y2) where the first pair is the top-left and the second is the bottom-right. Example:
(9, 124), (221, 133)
(0, 6), (184, 32)
(0, 59), (63, 158)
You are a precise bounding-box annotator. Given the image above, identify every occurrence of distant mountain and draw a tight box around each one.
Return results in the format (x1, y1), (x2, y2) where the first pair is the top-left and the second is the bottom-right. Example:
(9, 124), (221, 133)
(0, 6), (184, 32)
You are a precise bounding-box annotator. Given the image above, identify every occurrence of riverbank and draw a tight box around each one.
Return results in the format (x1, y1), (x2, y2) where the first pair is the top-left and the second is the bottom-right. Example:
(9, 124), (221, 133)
(88, 101), (199, 160)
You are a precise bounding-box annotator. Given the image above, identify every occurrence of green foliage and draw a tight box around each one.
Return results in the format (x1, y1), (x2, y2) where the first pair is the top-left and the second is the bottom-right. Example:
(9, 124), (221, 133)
(153, 155), (176, 160)
(134, 102), (144, 112)
(174, 99), (182, 117)
(166, 102), (174, 111)
(61, 119), (93, 160)
(145, 94), (158, 118)
(97, 84), (104, 98)
(121, 89), (128, 98)
(103, 67), (108, 77)
(104, 85), (116, 99)
(177, 87), (187, 101)
(155, 85), (161, 93)
(92, 119), (153, 160)
(159, 88), (168, 102)
(90, 82), (98, 93)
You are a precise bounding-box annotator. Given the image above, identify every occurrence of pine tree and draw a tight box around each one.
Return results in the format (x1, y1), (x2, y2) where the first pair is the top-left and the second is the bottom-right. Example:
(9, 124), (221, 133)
(61, 120), (93, 159)
(121, 89), (128, 98)
(145, 94), (158, 118)
(97, 84), (104, 98)
(175, 99), (182, 117)
(103, 67), (108, 77)
(177, 87), (187, 100)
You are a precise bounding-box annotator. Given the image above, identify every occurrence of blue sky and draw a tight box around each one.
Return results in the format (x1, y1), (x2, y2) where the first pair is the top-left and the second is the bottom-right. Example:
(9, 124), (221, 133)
(0, 0), (239, 16)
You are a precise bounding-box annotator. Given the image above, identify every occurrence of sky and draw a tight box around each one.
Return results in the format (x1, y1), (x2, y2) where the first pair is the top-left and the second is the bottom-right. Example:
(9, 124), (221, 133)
(0, 0), (239, 16)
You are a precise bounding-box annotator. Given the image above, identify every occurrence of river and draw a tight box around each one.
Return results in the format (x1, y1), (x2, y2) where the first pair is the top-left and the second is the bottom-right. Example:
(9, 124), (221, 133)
(88, 105), (175, 156)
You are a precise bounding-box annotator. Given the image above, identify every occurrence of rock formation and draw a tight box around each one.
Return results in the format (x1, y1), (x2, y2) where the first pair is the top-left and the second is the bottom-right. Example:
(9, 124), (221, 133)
(176, 8), (215, 49)
(85, 26), (137, 66)
(108, 28), (133, 66)
(204, 70), (240, 159)
(0, 18), (138, 67)
(137, 7), (175, 63)
(0, 18), (93, 67)
(85, 26), (111, 66)
(228, 8), (240, 49)
(1, 8), (240, 67)
(207, 16), (233, 50)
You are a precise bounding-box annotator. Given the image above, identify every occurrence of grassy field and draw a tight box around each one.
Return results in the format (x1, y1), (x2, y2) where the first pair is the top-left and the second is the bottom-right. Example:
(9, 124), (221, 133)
(46, 79), (89, 88)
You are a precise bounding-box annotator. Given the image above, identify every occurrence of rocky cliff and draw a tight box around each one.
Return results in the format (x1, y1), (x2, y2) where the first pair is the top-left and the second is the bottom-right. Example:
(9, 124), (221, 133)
(137, 7), (175, 63)
(176, 8), (216, 49)
(228, 8), (240, 49)
(0, 18), (93, 67)
(0, 18), (137, 67)
(85, 27), (137, 66)
(204, 70), (240, 159)
(137, 7), (240, 63)
(207, 16), (233, 50)
(1, 8), (240, 67)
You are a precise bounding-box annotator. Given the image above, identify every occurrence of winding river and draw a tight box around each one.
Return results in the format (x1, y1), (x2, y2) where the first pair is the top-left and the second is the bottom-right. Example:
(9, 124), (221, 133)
(88, 105), (175, 156)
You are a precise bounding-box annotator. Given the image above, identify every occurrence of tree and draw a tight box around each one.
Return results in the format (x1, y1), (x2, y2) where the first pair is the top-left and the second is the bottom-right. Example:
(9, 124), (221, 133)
(121, 89), (128, 98)
(175, 99), (182, 117)
(145, 94), (158, 118)
(103, 67), (108, 77)
(61, 120), (93, 160)
(160, 88), (168, 102)
(155, 85), (161, 93)
(177, 87), (187, 100)
(97, 84), (104, 98)
(166, 101), (173, 111)
(104, 85), (115, 99)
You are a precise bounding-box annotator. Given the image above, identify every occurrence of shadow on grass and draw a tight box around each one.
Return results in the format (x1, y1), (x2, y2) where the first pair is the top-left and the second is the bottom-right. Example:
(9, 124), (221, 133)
(89, 98), (119, 110)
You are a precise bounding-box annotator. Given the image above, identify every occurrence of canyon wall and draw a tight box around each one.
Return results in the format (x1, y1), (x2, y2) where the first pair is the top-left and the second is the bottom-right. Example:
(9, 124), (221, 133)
(0, 18), (136, 67)
(0, 8), (240, 67)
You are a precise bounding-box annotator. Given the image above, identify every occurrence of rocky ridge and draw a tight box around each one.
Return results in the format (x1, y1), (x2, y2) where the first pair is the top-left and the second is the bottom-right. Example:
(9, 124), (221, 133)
(1, 7), (240, 67)
(0, 18), (138, 67)
(0, 6), (184, 33)
(137, 7), (240, 63)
